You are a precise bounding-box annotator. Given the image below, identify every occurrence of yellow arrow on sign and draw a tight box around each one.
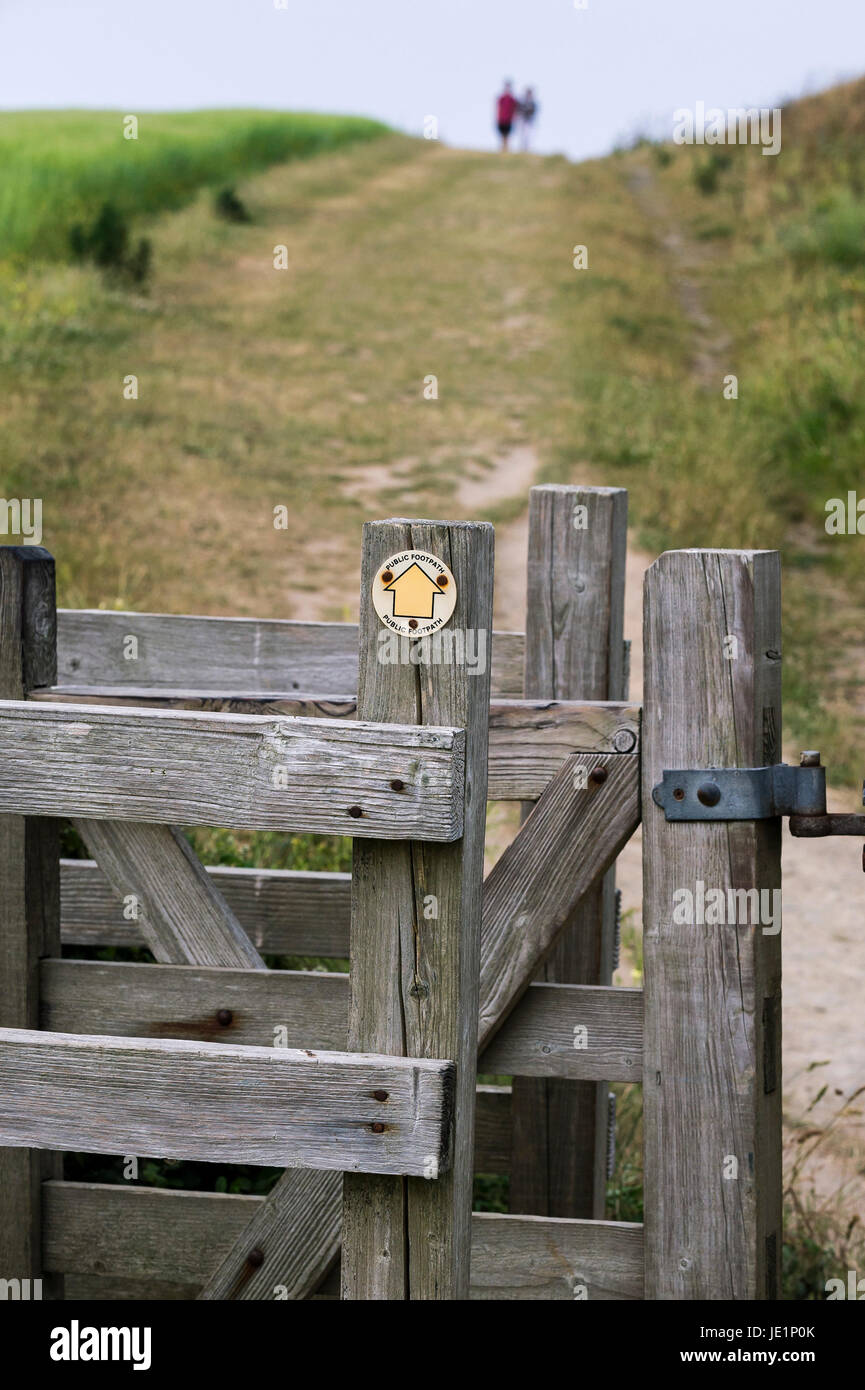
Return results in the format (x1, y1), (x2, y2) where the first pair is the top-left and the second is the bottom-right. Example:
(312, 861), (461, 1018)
(383, 563), (445, 619)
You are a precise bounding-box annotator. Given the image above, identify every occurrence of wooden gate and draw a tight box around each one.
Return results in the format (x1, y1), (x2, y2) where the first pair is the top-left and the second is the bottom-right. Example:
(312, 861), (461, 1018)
(0, 486), (781, 1299)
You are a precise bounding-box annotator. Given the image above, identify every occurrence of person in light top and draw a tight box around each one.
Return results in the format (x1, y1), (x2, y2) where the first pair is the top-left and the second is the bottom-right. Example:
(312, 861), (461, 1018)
(519, 86), (538, 151)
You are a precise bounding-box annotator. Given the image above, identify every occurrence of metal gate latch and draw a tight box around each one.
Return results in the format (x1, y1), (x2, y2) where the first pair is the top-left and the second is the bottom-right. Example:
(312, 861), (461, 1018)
(653, 752), (865, 842)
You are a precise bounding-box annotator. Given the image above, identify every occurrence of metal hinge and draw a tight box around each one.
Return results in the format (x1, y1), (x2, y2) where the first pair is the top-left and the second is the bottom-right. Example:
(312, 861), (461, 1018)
(652, 757), (825, 821)
(653, 751), (865, 845)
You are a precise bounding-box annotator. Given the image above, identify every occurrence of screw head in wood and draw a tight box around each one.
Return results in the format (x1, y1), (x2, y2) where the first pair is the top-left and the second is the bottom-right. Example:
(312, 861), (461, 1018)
(697, 782), (721, 807)
(347, 805), (363, 818)
(216, 1008), (233, 1027)
(370, 1122), (385, 1134)
(381, 571), (393, 584)
(589, 766), (608, 786)
(672, 786), (685, 801)
(247, 1248), (265, 1268)
(373, 1090), (389, 1102)
(389, 778), (405, 792)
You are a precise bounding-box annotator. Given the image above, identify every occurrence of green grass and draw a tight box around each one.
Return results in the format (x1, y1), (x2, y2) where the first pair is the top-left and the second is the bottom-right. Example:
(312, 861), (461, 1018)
(0, 109), (388, 261)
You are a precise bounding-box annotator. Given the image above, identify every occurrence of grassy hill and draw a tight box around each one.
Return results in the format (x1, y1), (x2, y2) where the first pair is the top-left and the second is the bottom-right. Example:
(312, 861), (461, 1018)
(0, 109), (388, 260)
(2, 87), (865, 787)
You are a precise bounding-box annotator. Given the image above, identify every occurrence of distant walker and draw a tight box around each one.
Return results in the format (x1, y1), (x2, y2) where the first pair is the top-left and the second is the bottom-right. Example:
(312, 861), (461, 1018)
(495, 80), (519, 152)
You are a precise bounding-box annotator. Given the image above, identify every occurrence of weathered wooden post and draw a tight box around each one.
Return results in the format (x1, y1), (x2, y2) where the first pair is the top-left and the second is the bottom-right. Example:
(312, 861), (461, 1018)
(511, 485), (627, 1218)
(642, 549), (782, 1298)
(341, 519), (493, 1299)
(0, 546), (63, 1297)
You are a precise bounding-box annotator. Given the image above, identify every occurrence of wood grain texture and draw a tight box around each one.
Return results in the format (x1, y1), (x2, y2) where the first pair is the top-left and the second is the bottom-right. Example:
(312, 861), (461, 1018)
(470, 1212), (643, 1300)
(479, 983), (642, 1083)
(59, 860), (353, 956)
(43, 1182), (644, 1300)
(34, 687), (640, 802)
(487, 699), (638, 798)
(0, 699), (464, 840)
(342, 519), (493, 1300)
(41, 960), (642, 1082)
(0, 1027), (453, 1176)
(478, 752), (639, 1052)
(70, 821), (265, 970)
(512, 485), (628, 1220)
(56, 609), (525, 698)
(40, 959), (349, 1049)
(0, 547), (62, 1295)
(642, 550), (782, 1300)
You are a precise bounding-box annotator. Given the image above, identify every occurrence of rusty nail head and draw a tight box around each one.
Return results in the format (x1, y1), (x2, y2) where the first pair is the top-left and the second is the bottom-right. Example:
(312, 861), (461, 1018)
(381, 570), (393, 583)
(389, 778), (405, 792)
(347, 805), (363, 818)
(373, 1089), (389, 1102)
(589, 766), (608, 785)
(436, 575), (448, 587)
(370, 1122), (385, 1134)
(408, 618), (418, 630)
(697, 782), (721, 807)
(216, 1008), (233, 1027)
(672, 786), (686, 801)
(800, 750), (821, 767)
(247, 1248), (265, 1268)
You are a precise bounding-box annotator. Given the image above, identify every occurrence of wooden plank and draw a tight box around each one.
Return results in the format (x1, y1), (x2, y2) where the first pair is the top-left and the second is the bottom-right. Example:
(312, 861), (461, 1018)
(489, 699), (637, 798)
(70, 822), (265, 969)
(44, 1182), (257, 1286)
(0, 700), (464, 840)
(43, 1182), (644, 1300)
(470, 1212), (643, 1300)
(342, 519), (493, 1300)
(0, 1027), (453, 1176)
(59, 860), (353, 955)
(41, 960), (642, 1082)
(56, 609), (525, 698)
(0, 547), (62, 1297)
(40, 959), (348, 1049)
(642, 550), (782, 1300)
(34, 688), (640, 802)
(512, 484), (628, 1221)
(479, 983), (642, 1083)
(478, 752), (639, 1052)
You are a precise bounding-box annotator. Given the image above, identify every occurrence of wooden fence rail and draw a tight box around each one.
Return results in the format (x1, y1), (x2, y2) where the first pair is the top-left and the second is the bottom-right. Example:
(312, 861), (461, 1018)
(0, 486), (784, 1302)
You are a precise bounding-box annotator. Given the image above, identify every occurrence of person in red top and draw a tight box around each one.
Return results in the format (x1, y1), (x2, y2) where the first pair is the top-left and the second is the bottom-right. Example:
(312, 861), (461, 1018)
(495, 81), (519, 151)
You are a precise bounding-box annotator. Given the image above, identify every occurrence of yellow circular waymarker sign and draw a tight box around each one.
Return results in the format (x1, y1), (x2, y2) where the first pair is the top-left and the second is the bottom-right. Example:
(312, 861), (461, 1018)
(372, 550), (457, 637)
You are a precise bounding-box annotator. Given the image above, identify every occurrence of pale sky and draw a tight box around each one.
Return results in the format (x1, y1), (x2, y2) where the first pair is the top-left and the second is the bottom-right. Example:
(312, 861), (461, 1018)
(1, 0), (861, 160)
